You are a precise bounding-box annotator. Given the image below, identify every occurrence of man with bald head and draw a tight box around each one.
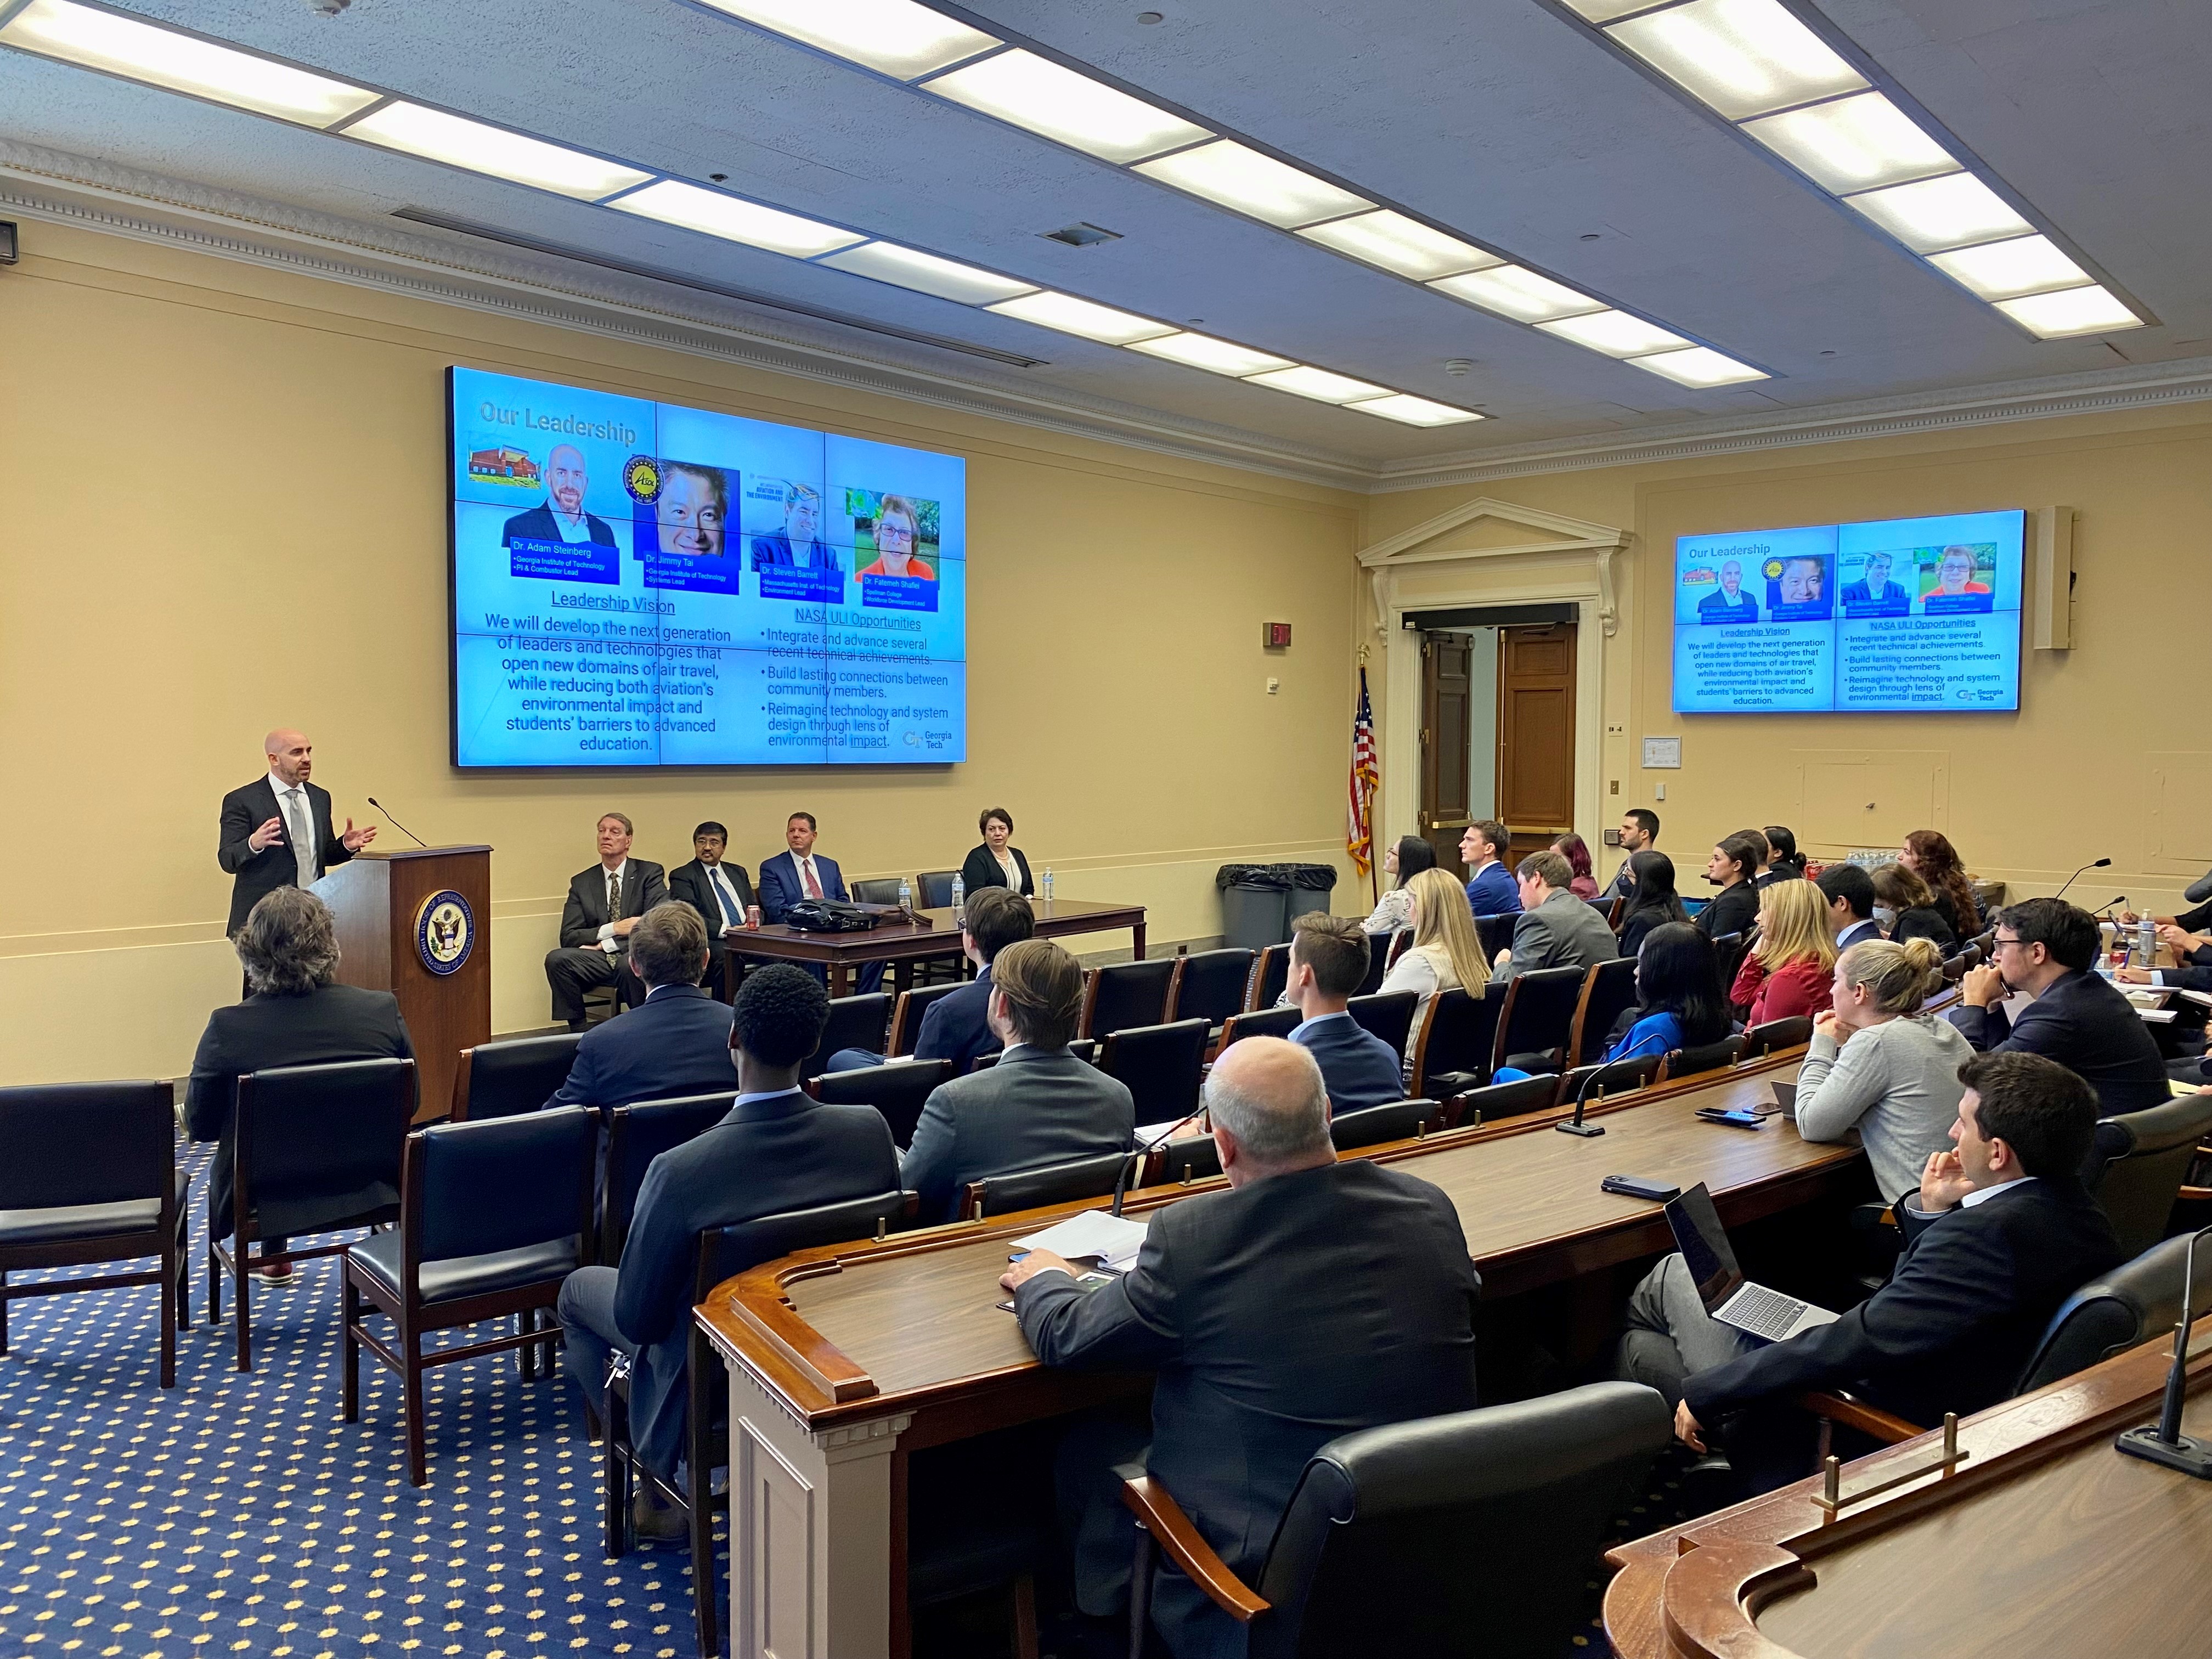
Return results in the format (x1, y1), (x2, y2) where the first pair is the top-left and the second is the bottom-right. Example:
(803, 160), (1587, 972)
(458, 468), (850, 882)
(218, 730), (376, 936)
(1006, 1037), (1480, 1656)
(502, 443), (614, 549)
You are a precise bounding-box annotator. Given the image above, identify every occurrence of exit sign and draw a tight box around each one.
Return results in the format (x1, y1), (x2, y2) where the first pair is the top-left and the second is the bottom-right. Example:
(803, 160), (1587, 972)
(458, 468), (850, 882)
(1263, 622), (1292, 648)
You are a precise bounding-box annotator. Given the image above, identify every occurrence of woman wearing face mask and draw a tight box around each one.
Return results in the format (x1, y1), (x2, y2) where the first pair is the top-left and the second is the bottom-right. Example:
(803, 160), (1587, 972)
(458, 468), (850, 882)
(1871, 863), (1955, 951)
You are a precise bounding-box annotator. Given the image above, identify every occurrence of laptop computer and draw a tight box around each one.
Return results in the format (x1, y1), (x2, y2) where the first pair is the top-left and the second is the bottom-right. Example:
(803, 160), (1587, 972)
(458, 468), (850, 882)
(1664, 1182), (1839, 1344)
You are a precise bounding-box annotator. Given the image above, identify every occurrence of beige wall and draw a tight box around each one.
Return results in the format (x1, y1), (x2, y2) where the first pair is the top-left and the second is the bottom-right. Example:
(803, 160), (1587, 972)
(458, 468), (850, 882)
(1360, 405), (2212, 916)
(0, 223), (1364, 1084)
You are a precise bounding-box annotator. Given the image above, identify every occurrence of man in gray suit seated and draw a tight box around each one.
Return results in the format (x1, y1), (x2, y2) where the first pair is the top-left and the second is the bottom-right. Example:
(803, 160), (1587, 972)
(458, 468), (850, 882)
(1496, 848), (1618, 980)
(899, 939), (1137, 1224)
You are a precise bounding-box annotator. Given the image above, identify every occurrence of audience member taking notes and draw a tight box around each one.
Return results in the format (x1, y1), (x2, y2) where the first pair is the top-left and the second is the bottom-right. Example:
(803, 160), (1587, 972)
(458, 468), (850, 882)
(1285, 912), (1406, 1112)
(900, 938), (1135, 1224)
(542, 902), (733, 1111)
(1002, 1037), (1479, 1656)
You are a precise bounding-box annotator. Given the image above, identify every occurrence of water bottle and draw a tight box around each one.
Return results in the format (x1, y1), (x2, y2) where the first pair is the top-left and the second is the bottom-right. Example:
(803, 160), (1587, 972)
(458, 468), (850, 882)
(1041, 865), (1055, 905)
(2137, 912), (2157, 969)
(950, 872), (965, 923)
(898, 876), (914, 917)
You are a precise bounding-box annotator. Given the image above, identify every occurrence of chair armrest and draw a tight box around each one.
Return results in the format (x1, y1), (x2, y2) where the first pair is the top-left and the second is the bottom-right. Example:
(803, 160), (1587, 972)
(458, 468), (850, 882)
(1119, 1474), (1270, 1622)
(1801, 1389), (1925, 1446)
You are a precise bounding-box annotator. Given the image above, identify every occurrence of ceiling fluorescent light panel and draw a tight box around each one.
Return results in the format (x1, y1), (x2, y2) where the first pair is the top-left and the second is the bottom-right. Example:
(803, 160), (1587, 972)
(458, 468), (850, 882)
(1133, 139), (1370, 228)
(343, 102), (651, 200)
(1244, 365), (1392, 403)
(815, 240), (1039, 304)
(1430, 263), (1605, 323)
(923, 49), (1210, 162)
(1844, 171), (2033, 253)
(1606, 0), (1866, 121)
(1124, 331), (1295, 376)
(1925, 234), (2090, 302)
(1628, 345), (1767, 386)
(1346, 393), (1486, 426)
(1534, 308), (1690, 357)
(1994, 285), (2141, 338)
(1740, 91), (1959, 195)
(983, 289), (1176, 343)
(610, 180), (865, 257)
(1295, 210), (1500, 279)
(694, 0), (998, 80)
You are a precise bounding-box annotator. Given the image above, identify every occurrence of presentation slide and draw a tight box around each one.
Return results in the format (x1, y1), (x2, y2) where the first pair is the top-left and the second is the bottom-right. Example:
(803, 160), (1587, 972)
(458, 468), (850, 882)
(1671, 509), (2024, 714)
(448, 367), (967, 768)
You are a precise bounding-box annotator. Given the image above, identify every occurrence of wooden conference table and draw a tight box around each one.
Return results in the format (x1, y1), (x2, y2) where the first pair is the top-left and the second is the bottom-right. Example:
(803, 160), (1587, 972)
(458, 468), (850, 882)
(1602, 1316), (2212, 1659)
(695, 1048), (1864, 1659)
(720, 897), (1148, 997)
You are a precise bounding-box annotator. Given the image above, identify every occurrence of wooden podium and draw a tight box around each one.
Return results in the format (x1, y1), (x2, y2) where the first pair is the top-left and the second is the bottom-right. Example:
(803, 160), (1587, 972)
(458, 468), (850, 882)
(313, 847), (492, 1121)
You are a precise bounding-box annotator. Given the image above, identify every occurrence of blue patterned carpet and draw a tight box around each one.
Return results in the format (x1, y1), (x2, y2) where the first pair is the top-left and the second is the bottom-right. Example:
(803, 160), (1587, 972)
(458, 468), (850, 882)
(0, 1138), (708, 1659)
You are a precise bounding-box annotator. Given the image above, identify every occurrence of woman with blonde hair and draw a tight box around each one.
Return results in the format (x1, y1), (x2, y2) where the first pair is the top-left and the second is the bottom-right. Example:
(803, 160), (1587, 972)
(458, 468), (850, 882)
(1379, 866), (1492, 1064)
(1796, 938), (1971, 1200)
(1729, 877), (1836, 1024)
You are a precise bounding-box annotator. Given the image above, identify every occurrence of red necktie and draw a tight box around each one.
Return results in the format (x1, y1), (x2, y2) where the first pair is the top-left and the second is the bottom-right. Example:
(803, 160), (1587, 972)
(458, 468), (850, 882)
(802, 857), (823, 900)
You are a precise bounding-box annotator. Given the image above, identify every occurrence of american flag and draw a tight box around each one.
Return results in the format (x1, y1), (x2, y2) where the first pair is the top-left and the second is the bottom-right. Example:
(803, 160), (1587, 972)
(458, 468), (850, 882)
(1347, 667), (1378, 884)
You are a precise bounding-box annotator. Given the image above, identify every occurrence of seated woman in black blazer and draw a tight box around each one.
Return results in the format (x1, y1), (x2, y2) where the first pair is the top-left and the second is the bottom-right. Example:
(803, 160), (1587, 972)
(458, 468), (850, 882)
(960, 806), (1034, 896)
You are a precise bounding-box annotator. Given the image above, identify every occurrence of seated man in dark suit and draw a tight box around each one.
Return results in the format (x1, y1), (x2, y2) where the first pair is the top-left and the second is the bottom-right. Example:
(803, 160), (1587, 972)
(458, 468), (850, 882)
(1622, 1051), (2122, 1494)
(1005, 1036), (1480, 1656)
(543, 902), (735, 1109)
(1496, 849), (1618, 980)
(1950, 898), (2169, 1114)
(544, 812), (668, 1031)
(1284, 911), (1406, 1113)
(902, 938), (1136, 1223)
(184, 887), (413, 1283)
(665, 820), (755, 998)
(555, 964), (899, 1540)
(825, 885), (1033, 1074)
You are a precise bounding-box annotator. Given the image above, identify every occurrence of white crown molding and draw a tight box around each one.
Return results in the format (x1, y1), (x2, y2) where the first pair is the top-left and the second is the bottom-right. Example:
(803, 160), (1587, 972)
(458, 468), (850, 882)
(1359, 496), (1631, 635)
(3, 140), (2208, 496)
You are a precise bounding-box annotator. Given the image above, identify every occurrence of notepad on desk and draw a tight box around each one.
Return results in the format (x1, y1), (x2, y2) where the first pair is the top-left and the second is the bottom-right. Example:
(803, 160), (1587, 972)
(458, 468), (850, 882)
(1014, 1209), (1150, 1273)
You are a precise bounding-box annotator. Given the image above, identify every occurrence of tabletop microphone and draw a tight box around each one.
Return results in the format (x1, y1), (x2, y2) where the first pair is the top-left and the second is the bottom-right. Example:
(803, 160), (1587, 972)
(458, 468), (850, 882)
(1557, 1031), (1670, 1138)
(367, 798), (429, 849)
(1111, 1113), (1204, 1216)
(2115, 1224), (2212, 1477)
(2053, 856), (2112, 902)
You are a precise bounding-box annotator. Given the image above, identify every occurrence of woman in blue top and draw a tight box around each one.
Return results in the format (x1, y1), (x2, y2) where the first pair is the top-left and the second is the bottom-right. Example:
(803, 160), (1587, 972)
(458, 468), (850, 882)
(1605, 922), (1731, 1064)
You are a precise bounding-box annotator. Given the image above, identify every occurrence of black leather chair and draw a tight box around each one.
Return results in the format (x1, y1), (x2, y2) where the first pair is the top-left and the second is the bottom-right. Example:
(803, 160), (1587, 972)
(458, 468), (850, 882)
(1709, 931), (1750, 996)
(1098, 1019), (1210, 1124)
(1741, 1016), (1814, 1059)
(1150, 1132), (1223, 1186)
(962, 1149), (1136, 1220)
(605, 1188), (915, 1657)
(1170, 949), (1257, 1028)
(889, 982), (967, 1057)
(212, 1057), (416, 1372)
(1118, 1382), (1670, 1659)
(600, 1092), (733, 1263)
(1220, 1006), (1302, 1048)
(1475, 912), (1517, 960)
(2081, 1093), (2212, 1258)
(450, 1032), (583, 1122)
(809, 1058), (952, 1150)
(804, 992), (893, 1079)
(1329, 1099), (1441, 1151)
(0, 1081), (183, 1387)
(1550, 1053), (1666, 1109)
(1455, 1073), (1561, 1125)
(1245, 944), (1291, 1012)
(1566, 957), (1639, 1068)
(1081, 960), (1177, 1041)
(1407, 984), (1504, 1108)
(1490, 965), (1585, 1075)
(342, 1106), (596, 1485)
(1345, 991), (1419, 1059)
(1356, 933), (1393, 997)
(1656, 1035), (1746, 1082)
(850, 877), (906, 906)
(1939, 951), (1970, 984)
(917, 870), (960, 909)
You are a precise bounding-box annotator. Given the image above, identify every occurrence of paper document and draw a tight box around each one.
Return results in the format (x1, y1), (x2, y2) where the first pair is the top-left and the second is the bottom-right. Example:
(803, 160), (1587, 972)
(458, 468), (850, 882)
(1014, 1209), (1151, 1272)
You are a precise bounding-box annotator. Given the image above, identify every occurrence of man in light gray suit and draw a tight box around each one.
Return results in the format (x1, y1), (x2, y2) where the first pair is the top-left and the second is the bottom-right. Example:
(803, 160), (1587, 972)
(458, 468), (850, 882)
(1496, 849), (1618, 981)
(900, 938), (1136, 1224)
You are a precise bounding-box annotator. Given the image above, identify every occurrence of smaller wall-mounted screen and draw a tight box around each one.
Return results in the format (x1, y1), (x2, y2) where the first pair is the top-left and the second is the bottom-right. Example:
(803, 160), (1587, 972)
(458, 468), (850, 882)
(1671, 508), (2024, 714)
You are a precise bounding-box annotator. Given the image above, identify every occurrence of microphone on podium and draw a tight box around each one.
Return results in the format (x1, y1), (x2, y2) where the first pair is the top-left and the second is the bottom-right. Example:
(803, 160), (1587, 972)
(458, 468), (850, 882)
(2053, 857), (2112, 902)
(368, 798), (429, 849)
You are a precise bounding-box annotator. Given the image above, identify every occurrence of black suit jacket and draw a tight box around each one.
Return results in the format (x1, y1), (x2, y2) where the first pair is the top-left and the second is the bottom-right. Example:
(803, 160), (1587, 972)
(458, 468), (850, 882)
(959, 843), (1034, 896)
(1017, 1160), (1479, 1656)
(668, 858), (754, 936)
(217, 776), (355, 935)
(1684, 1176), (2121, 1430)
(504, 503), (616, 547)
(183, 983), (414, 1232)
(1948, 968), (2171, 1114)
(1695, 880), (1759, 941)
(614, 1090), (899, 1474)
(544, 984), (735, 1110)
(558, 861), (668, 950)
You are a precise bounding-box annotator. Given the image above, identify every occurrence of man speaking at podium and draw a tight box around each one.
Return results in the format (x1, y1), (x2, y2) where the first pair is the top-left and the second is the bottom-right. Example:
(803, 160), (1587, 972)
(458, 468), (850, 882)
(218, 729), (376, 936)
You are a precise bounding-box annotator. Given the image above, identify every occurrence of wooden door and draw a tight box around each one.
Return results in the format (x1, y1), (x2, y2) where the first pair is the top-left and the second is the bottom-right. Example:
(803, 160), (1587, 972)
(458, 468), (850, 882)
(1497, 623), (1577, 863)
(1419, 632), (1474, 876)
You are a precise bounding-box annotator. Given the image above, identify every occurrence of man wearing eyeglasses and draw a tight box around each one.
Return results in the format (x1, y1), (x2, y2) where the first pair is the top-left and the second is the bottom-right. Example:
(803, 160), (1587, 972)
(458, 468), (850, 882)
(1950, 897), (2168, 1114)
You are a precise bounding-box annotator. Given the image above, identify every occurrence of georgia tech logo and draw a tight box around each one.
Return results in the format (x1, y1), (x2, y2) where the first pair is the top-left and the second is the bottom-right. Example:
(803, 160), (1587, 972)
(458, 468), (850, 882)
(623, 454), (662, 504)
(414, 890), (475, 977)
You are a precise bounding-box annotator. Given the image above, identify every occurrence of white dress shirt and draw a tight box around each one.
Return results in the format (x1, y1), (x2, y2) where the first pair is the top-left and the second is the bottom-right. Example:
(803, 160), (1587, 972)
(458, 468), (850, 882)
(596, 859), (628, 951)
(267, 769), (318, 882)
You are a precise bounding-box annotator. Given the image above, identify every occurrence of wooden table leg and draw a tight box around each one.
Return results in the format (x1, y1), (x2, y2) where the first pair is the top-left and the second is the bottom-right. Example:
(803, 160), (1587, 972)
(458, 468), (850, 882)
(832, 962), (852, 998)
(1132, 922), (1147, 961)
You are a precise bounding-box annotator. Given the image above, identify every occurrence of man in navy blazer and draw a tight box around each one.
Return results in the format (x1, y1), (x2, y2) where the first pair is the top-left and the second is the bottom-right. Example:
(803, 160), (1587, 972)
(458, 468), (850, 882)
(757, 810), (882, 991)
(555, 964), (899, 1539)
(902, 938), (1135, 1223)
(1624, 1051), (2121, 1494)
(824, 886), (1033, 1074)
(542, 903), (735, 1110)
(1459, 819), (1522, 917)
(1950, 899), (2168, 1114)
(1285, 912), (1406, 1113)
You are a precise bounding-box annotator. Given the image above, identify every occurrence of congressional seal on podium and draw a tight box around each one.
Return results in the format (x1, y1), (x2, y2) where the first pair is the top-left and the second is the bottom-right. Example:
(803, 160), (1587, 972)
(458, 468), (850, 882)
(414, 889), (475, 977)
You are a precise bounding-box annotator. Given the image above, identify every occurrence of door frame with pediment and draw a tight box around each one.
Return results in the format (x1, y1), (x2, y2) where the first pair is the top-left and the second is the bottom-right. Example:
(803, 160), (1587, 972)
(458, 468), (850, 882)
(1359, 497), (1631, 865)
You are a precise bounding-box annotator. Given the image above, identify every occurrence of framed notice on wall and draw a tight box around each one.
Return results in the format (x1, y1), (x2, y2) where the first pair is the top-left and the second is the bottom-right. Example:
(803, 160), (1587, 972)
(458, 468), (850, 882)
(1643, 737), (1683, 769)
